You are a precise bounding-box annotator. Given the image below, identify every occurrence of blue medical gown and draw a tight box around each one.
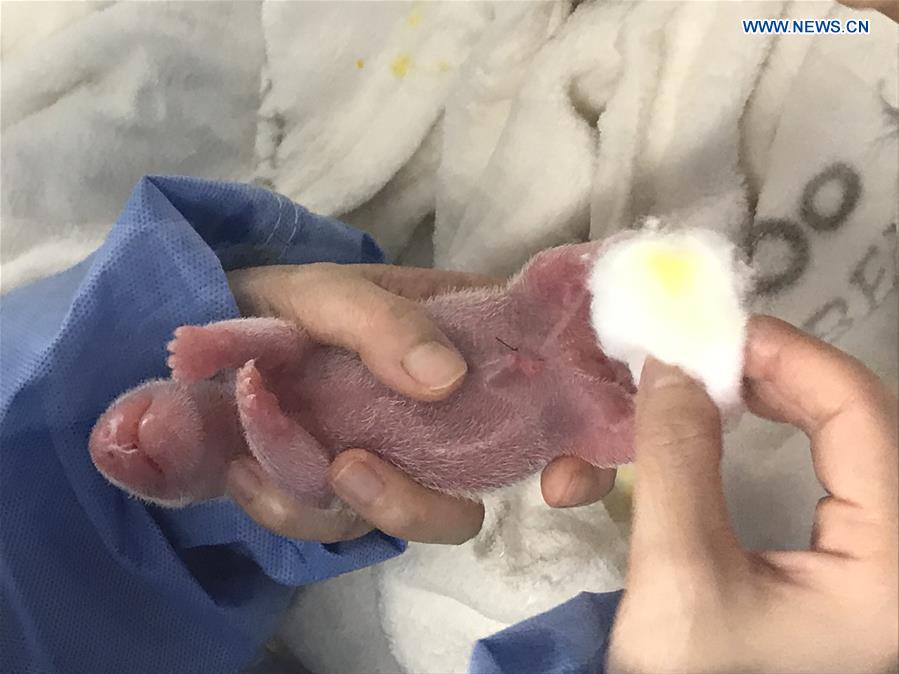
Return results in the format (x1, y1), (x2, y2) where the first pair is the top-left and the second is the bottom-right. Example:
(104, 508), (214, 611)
(0, 177), (404, 674)
(0, 176), (623, 674)
(470, 590), (623, 674)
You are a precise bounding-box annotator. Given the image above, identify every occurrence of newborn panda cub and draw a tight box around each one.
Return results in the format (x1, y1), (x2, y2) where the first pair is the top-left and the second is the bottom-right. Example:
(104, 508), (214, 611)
(89, 226), (747, 509)
(90, 240), (637, 508)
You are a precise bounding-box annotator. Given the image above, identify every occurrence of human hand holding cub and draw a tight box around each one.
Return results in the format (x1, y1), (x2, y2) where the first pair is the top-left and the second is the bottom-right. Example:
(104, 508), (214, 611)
(89, 228), (744, 546)
(224, 262), (618, 544)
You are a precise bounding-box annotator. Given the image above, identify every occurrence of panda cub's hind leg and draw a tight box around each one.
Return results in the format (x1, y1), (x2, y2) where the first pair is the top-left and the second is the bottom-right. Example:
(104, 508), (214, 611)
(235, 360), (333, 508)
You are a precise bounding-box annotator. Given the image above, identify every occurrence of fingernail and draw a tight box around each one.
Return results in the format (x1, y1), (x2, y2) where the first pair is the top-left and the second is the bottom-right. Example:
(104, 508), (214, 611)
(332, 459), (384, 506)
(639, 357), (683, 390)
(226, 459), (263, 503)
(402, 341), (467, 391)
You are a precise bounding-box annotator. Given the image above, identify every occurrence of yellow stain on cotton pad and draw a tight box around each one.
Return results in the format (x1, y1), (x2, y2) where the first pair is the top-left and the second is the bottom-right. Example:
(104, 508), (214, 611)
(355, 58), (365, 70)
(636, 242), (717, 339)
(406, 8), (423, 27)
(589, 226), (748, 409)
(645, 246), (700, 296)
(391, 54), (412, 78)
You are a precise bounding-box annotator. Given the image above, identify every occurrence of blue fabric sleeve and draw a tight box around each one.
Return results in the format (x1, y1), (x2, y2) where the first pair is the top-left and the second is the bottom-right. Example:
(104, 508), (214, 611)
(0, 176), (404, 674)
(469, 590), (624, 674)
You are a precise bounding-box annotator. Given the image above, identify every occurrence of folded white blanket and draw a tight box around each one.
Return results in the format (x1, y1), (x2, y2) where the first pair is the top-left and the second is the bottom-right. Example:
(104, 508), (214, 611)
(1, 1), (264, 290)
(2, 2), (896, 672)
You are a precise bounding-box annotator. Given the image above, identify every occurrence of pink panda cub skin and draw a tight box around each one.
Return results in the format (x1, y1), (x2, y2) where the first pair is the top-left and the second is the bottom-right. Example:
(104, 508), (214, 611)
(89, 241), (636, 509)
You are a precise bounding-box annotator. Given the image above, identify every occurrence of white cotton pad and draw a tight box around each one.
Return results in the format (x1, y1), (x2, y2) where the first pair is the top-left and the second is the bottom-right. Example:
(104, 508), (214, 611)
(588, 223), (750, 408)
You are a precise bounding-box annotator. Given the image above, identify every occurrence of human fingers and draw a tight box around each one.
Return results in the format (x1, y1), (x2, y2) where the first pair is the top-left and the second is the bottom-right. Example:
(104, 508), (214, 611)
(628, 358), (742, 567)
(226, 458), (372, 543)
(743, 315), (898, 519)
(352, 264), (502, 300)
(330, 449), (485, 545)
(540, 457), (616, 507)
(230, 264), (469, 402)
(836, 0), (899, 22)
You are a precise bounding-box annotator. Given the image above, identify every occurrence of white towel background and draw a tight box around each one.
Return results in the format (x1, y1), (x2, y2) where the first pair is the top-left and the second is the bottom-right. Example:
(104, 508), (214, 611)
(2, 2), (896, 673)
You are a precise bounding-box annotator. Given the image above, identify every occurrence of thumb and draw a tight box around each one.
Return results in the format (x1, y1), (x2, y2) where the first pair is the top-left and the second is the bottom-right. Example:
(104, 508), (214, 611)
(287, 268), (468, 402)
(345, 285), (468, 402)
(629, 358), (740, 566)
(231, 264), (469, 402)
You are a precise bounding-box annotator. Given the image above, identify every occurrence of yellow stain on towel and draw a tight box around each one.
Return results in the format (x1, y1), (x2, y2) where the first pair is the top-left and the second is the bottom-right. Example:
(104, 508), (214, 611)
(406, 7), (423, 27)
(603, 464), (636, 537)
(355, 58), (365, 70)
(437, 61), (451, 73)
(390, 54), (412, 78)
